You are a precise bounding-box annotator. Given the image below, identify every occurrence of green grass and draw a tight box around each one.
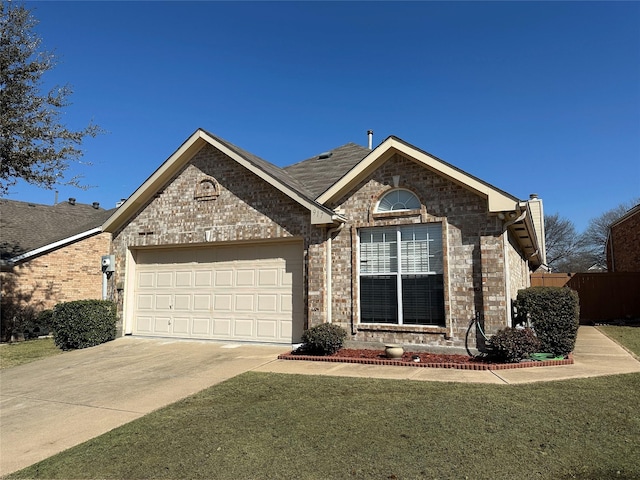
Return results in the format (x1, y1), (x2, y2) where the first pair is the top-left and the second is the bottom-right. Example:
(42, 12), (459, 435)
(0, 338), (62, 369)
(10, 372), (640, 479)
(598, 325), (640, 357)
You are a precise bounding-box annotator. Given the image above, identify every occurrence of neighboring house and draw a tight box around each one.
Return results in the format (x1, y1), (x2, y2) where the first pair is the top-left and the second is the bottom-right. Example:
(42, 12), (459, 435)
(606, 204), (640, 272)
(103, 129), (545, 350)
(0, 198), (115, 314)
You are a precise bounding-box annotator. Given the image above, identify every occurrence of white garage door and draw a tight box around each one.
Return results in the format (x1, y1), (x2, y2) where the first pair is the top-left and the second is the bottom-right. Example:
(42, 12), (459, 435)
(132, 242), (303, 344)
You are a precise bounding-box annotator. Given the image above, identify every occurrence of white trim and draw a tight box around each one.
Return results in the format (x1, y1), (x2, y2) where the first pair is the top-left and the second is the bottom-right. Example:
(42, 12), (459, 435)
(318, 137), (519, 213)
(103, 129), (336, 233)
(7, 227), (103, 264)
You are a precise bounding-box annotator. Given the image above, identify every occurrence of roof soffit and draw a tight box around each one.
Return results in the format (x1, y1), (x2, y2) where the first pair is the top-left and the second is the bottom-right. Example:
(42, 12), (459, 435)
(317, 137), (520, 212)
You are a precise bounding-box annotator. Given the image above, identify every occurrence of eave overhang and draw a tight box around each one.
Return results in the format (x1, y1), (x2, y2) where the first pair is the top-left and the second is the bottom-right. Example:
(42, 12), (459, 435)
(103, 129), (336, 233)
(317, 136), (520, 213)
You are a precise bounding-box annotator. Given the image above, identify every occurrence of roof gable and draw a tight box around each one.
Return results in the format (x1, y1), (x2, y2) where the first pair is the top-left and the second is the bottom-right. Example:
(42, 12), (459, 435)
(103, 129), (338, 233)
(317, 136), (520, 212)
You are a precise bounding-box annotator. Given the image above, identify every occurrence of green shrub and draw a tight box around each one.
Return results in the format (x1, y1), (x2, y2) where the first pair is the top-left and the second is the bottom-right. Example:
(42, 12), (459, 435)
(301, 323), (348, 355)
(514, 286), (579, 356)
(488, 327), (540, 363)
(52, 300), (117, 350)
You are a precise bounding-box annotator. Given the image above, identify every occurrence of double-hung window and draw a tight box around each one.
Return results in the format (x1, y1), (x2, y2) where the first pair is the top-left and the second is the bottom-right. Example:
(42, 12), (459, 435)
(359, 224), (444, 326)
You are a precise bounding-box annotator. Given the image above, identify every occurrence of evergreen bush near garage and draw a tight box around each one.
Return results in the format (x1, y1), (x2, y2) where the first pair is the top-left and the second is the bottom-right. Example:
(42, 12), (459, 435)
(52, 300), (117, 350)
(488, 327), (541, 363)
(300, 323), (348, 355)
(514, 286), (580, 357)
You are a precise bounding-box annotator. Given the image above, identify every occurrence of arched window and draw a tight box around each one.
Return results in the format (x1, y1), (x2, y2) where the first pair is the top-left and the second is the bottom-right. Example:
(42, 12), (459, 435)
(376, 189), (421, 213)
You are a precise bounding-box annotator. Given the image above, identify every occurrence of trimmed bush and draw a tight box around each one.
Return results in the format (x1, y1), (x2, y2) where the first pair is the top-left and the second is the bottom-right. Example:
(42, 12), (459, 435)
(301, 323), (348, 355)
(488, 327), (540, 363)
(514, 286), (580, 356)
(52, 300), (117, 350)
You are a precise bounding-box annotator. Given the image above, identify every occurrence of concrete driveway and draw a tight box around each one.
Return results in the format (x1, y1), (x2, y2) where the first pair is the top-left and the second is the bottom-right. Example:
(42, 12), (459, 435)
(0, 337), (287, 476)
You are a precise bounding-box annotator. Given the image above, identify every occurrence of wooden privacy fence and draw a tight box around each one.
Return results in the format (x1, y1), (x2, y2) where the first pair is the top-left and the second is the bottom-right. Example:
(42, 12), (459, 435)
(531, 272), (640, 324)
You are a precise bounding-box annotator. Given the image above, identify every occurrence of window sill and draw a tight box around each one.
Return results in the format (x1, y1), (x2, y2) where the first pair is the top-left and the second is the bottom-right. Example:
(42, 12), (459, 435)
(357, 324), (447, 334)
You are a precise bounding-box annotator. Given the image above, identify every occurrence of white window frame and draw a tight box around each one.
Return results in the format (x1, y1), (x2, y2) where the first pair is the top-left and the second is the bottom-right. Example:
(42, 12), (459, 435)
(359, 223), (444, 326)
(375, 189), (421, 213)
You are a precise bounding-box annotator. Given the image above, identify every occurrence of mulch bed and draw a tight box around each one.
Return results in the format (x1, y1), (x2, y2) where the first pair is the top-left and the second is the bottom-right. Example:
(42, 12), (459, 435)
(278, 348), (574, 370)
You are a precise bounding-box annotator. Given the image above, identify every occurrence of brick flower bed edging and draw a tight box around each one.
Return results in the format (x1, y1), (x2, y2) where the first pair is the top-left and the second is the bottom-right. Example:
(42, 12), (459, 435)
(277, 353), (574, 370)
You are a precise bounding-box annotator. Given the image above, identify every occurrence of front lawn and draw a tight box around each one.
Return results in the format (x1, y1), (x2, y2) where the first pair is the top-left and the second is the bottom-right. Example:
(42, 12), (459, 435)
(598, 325), (640, 357)
(11, 372), (640, 479)
(0, 338), (62, 369)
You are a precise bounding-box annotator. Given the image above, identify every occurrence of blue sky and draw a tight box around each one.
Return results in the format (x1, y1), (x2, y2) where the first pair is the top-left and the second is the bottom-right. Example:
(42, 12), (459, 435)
(8, 1), (640, 232)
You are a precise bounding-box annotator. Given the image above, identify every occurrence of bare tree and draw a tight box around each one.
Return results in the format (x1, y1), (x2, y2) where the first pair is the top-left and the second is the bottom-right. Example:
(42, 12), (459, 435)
(544, 213), (589, 272)
(0, 2), (101, 195)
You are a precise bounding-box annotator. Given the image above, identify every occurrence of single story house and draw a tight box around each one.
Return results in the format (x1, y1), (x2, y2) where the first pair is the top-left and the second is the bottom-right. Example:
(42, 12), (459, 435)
(1, 199), (115, 339)
(606, 204), (640, 272)
(103, 129), (545, 350)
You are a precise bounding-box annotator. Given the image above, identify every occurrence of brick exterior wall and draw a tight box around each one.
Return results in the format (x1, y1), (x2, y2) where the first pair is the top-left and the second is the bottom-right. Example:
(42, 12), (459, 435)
(0, 232), (111, 312)
(324, 153), (519, 349)
(607, 209), (640, 272)
(111, 144), (325, 336)
(112, 146), (532, 351)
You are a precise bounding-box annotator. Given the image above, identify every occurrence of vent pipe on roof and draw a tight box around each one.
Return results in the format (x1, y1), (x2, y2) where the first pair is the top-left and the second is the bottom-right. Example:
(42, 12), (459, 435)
(68, 197), (76, 206)
(367, 130), (373, 150)
(92, 202), (100, 209)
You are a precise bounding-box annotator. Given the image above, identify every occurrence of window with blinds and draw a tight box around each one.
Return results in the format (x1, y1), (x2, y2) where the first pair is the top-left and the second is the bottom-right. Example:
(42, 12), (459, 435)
(360, 224), (445, 326)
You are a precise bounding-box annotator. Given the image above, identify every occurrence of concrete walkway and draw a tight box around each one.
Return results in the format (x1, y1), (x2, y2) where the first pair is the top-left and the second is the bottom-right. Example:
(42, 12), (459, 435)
(1, 326), (638, 476)
(255, 326), (640, 384)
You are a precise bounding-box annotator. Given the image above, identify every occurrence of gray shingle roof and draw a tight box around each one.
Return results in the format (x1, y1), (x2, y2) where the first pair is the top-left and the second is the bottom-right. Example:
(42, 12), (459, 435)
(283, 143), (371, 198)
(201, 129), (320, 202)
(0, 199), (115, 261)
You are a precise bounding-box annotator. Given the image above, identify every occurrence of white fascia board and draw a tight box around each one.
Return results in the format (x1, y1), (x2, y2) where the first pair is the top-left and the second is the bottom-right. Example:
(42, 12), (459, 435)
(104, 130), (335, 231)
(103, 130), (207, 233)
(318, 137), (519, 213)
(8, 227), (103, 265)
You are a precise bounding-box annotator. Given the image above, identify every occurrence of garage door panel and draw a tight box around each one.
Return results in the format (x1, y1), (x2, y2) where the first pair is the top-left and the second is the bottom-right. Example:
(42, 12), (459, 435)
(213, 318), (231, 336)
(236, 270), (255, 286)
(257, 319), (278, 339)
(174, 295), (191, 310)
(213, 294), (231, 311)
(138, 272), (155, 288)
(137, 294), (154, 310)
(257, 294), (277, 312)
(195, 271), (213, 287)
(235, 294), (254, 311)
(172, 317), (190, 334)
(234, 319), (254, 337)
(214, 270), (232, 287)
(155, 295), (172, 310)
(175, 271), (192, 287)
(136, 316), (153, 333)
(133, 242), (301, 343)
(154, 317), (170, 333)
(157, 272), (173, 288)
(193, 317), (211, 335)
(258, 269), (278, 286)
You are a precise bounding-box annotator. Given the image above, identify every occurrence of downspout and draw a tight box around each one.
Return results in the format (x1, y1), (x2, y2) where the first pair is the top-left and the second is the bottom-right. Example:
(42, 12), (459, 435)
(326, 222), (346, 324)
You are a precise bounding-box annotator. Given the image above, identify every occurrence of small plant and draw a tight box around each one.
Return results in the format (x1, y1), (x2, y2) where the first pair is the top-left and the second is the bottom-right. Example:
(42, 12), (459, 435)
(514, 287), (579, 356)
(52, 300), (117, 350)
(488, 327), (540, 363)
(301, 323), (348, 355)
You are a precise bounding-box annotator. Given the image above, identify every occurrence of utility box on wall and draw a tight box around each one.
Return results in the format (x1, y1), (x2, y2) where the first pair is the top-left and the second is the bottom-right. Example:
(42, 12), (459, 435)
(101, 255), (115, 273)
